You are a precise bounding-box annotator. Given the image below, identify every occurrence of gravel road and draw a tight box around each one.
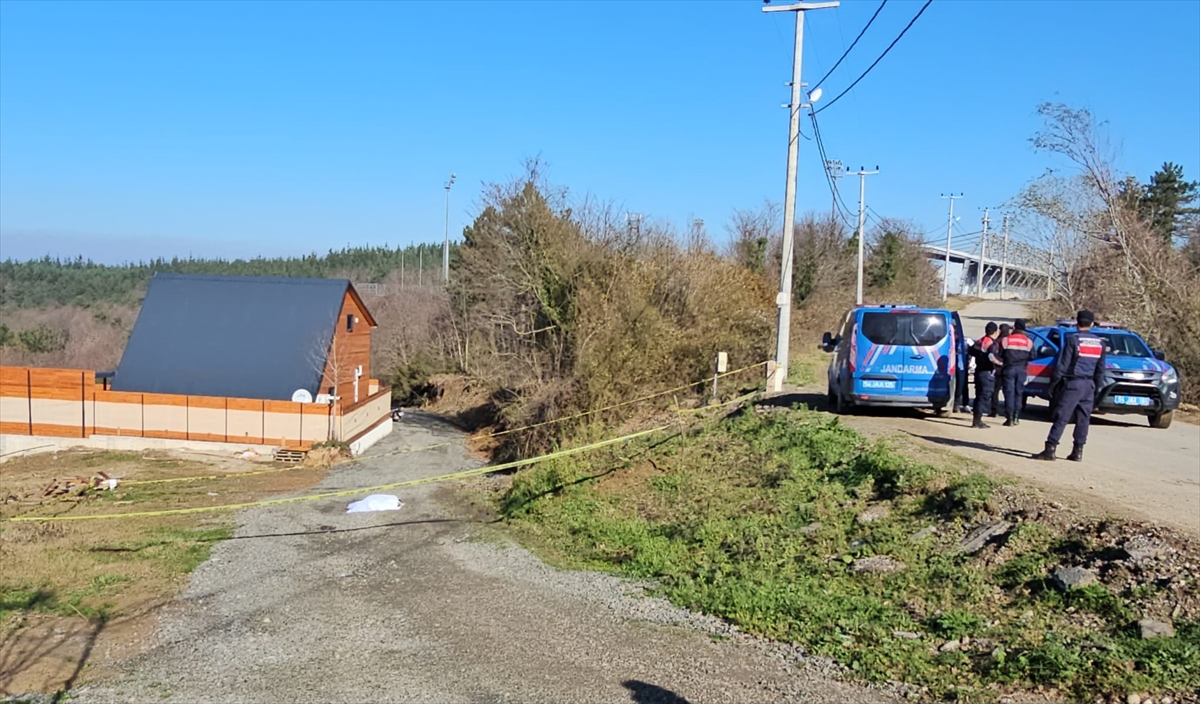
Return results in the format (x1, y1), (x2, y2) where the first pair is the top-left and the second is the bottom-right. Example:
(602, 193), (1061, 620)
(72, 412), (885, 704)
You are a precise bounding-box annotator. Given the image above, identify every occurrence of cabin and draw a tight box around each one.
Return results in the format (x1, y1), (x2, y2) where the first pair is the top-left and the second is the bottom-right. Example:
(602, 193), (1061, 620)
(113, 273), (379, 404)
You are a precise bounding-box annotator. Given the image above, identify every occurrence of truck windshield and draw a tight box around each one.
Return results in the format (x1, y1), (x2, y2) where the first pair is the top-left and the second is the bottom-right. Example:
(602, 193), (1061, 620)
(860, 312), (947, 346)
(1096, 332), (1152, 358)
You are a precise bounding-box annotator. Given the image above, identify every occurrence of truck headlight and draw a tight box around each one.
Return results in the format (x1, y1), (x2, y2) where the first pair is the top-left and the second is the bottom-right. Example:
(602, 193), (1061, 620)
(1162, 368), (1178, 384)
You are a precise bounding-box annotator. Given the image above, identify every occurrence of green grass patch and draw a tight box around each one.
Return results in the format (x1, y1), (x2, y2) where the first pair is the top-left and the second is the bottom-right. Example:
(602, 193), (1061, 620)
(498, 408), (1200, 701)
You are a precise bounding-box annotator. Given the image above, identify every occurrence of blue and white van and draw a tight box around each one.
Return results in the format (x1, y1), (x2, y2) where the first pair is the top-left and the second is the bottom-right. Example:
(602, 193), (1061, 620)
(821, 305), (960, 414)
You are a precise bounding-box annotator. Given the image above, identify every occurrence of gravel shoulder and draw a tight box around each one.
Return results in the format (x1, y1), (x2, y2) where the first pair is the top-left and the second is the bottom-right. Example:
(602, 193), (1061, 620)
(71, 412), (884, 704)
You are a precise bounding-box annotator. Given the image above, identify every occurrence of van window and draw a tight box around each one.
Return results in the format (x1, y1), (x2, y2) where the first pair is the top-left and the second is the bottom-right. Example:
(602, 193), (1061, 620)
(860, 312), (947, 346)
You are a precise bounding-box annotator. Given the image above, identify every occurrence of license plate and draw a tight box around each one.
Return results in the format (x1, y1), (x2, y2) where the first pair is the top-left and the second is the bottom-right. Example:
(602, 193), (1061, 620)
(861, 380), (896, 390)
(1113, 395), (1152, 406)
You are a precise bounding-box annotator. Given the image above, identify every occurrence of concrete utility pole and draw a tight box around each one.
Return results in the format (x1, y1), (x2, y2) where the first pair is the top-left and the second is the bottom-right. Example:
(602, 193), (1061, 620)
(1000, 213), (1010, 299)
(762, 0), (840, 393)
(941, 193), (963, 300)
(978, 208), (990, 297)
(443, 174), (456, 285)
(825, 159), (844, 219)
(852, 166), (879, 306)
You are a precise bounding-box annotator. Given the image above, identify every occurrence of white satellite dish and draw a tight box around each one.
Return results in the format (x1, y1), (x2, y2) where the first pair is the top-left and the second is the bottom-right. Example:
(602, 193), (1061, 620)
(808, 87), (823, 103)
(291, 389), (313, 404)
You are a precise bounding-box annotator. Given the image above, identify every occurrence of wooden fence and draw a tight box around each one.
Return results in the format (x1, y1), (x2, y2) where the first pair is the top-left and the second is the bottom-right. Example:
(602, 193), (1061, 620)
(0, 366), (390, 449)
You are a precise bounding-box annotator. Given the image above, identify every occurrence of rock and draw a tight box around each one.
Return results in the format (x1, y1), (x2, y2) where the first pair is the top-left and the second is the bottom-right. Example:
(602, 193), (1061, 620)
(955, 519), (1012, 554)
(1137, 618), (1175, 639)
(851, 556), (906, 575)
(909, 525), (938, 543)
(893, 631), (921, 640)
(1126, 694), (1141, 704)
(1122, 536), (1167, 564)
(1052, 565), (1098, 591)
(939, 639), (961, 652)
(799, 522), (823, 535)
(856, 504), (891, 525)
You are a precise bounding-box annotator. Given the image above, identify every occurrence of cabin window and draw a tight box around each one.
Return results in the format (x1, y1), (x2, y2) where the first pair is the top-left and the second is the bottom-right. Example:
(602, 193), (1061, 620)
(346, 314), (354, 333)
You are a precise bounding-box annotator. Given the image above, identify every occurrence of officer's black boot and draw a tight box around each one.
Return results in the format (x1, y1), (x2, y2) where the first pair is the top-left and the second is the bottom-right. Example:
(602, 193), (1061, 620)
(1031, 442), (1057, 461)
(1067, 444), (1084, 462)
(1003, 414), (1015, 427)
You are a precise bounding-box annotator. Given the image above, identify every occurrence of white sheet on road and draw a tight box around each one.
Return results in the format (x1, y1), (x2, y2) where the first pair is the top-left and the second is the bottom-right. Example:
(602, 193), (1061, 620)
(346, 494), (404, 513)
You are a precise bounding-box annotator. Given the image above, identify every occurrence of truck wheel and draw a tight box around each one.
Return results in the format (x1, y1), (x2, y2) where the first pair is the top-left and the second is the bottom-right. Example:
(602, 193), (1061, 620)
(1149, 410), (1174, 429)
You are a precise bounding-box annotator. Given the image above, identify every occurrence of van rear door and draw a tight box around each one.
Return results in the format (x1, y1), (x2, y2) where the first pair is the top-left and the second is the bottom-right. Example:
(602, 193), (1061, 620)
(856, 311), (951, 402)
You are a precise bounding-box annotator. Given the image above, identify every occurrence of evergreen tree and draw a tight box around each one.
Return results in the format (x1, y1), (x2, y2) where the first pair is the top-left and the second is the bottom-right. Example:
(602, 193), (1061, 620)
(1140, 162), (1199, 243)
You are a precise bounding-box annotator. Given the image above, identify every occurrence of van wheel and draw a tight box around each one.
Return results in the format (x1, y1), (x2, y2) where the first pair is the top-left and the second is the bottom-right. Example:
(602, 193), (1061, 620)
(1149, 410), (1173, 429)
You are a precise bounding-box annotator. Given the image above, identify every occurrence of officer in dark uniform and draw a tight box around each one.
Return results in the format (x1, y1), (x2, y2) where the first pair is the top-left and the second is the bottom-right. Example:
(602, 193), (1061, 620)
(991, 323), (1012, 418)
(1033, 310), (1107, 461)
(999, 319), (1034, 426)
(970, 322), (1002, 429)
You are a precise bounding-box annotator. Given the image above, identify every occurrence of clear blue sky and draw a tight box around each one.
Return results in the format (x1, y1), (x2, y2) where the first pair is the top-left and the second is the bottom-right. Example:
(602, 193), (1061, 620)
(1, 0), (1198, 264)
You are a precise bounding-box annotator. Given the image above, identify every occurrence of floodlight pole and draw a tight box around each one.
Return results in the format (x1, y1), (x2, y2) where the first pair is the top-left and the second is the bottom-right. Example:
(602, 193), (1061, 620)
(443, 174), (456, 285)
(940, 193), (963, 300)
(762, 0), (839, 393)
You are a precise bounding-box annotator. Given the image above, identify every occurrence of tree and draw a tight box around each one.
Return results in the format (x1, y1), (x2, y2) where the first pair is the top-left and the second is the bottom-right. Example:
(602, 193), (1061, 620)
(17, 324), (68, 353)
(1140, 162), (1199, 244)
(864, 219), (940, 304)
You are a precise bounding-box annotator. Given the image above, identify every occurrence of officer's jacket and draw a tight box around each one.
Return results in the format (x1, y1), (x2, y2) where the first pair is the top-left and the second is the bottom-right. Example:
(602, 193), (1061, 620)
(1051, 331), (1107, 385)
(999, 332), (1034, 367)
(971, 335), (1001, 373)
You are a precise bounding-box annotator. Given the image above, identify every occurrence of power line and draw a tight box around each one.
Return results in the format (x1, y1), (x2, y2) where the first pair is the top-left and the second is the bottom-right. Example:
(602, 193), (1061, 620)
(810, 0), (888, 92)
(814, 0), (933, 115)
(809, 111), (856, 228)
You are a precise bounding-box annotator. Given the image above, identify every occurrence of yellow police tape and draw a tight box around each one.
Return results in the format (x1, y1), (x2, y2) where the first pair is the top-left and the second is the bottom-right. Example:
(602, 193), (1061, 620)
(122, 360), (769, 487)
(9, 426), (671, 523)
(7, 389), (766, 524)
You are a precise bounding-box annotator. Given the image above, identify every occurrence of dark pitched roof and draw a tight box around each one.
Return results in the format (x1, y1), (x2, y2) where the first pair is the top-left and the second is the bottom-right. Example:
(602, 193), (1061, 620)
(113, 273), (363, 401)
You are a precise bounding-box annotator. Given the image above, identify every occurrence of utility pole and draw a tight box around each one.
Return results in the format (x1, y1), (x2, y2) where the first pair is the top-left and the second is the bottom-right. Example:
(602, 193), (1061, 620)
(825, 158), (844, 220)
(762, 0), (840, 393)
(941, 193), (963, 300)
(978, 208), (990, 298)
(1000, 213), (1010, 299)
(443, 174), (456, 285)
(852, 166), (879, 305)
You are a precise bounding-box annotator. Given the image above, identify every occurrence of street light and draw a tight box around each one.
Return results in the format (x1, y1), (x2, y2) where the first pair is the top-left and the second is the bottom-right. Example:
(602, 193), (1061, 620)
(443, 173), (456, 284)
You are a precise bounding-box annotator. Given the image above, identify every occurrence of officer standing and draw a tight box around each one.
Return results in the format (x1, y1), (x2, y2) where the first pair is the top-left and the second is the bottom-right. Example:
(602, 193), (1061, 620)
(991, 324), (1012, 418)
(999, 319), (1034, 426)
(970, 322), (1002, 429)
(1033, 310), (1107, 462)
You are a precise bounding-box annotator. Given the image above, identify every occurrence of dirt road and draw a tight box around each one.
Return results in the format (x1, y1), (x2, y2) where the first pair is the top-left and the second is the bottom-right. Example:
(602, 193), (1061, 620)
(71, 413), (880, 704)
(827, 299), (1200, 537)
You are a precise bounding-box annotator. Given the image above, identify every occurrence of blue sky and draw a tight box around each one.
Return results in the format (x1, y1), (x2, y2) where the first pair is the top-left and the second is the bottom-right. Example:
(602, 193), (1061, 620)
(1, 0), (1198, 264)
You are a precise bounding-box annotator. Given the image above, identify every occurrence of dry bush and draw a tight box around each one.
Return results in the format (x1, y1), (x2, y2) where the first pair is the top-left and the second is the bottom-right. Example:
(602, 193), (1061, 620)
(447, 164), (774, 458)
(0, 304), (134, 370)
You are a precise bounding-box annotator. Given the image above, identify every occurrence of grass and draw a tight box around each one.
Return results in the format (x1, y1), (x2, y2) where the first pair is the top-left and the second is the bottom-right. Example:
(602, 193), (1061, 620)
(498, 408), (1200, 702)
(787, 344), (828, 388)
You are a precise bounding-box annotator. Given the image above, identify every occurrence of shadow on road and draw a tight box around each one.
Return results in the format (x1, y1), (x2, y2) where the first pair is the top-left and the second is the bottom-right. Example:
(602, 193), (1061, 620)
(903, 432), (1035, 459)
(88, 519), (468, 556)
(622, 679), (692, 704)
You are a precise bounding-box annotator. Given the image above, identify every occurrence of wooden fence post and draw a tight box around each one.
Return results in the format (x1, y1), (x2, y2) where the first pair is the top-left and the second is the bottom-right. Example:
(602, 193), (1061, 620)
(26, 369), (32, 435)
(80, 371), (86, 438)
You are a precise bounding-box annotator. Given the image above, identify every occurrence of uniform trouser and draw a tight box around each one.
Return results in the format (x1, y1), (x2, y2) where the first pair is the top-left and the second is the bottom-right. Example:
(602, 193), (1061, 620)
(1046, 379), (1096, 447)
(1002, 366), (1027, 419)
(956, 367), (970, 409)
(973, 371), (995, 423)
